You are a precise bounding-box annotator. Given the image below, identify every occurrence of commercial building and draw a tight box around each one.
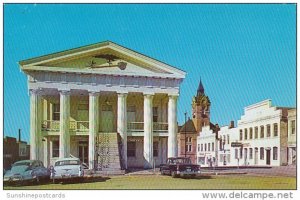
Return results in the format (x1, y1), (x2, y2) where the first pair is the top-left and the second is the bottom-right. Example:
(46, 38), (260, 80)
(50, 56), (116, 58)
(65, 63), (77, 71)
(197, 99), (295, 167)
(287, 108), (296, 165)
(3, 131), (30, 169)
(19, 41), (186, 170)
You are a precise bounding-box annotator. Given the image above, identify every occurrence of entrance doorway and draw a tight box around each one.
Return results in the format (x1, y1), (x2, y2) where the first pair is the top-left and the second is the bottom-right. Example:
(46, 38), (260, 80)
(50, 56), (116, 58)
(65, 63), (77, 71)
(101, 105), (114, 132)
(78, 141), (88, 164)
(266, 149), (271, 165)
(254, 148), (258, 165)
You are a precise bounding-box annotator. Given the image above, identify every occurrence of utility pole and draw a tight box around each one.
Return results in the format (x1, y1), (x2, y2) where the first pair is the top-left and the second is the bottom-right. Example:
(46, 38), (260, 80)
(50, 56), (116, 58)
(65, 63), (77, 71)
(215, 124), (220, 167)
(184, 111), (187, 157)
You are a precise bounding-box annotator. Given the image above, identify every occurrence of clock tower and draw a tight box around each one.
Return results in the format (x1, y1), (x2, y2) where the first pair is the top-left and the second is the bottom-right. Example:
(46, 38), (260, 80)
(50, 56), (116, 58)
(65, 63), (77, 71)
(192, 79), (211, 133)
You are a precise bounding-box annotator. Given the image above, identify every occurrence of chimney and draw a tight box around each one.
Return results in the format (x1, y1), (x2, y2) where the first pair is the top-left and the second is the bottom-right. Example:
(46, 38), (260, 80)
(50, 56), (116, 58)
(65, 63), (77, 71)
(229, 121), (234, 129)
(18, 129), (21, 142)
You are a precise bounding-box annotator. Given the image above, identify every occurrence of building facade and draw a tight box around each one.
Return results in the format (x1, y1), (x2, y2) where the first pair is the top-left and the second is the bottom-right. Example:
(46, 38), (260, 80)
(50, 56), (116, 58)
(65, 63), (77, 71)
(197, 99), (294, 167)
(287, 108), (296, 165)
(196, 125), (216, 167)
(237, 100), (289, 166)
(3, 136), (30, 170)
(19, 41), (186, 170)
(178, 80), (211, 164)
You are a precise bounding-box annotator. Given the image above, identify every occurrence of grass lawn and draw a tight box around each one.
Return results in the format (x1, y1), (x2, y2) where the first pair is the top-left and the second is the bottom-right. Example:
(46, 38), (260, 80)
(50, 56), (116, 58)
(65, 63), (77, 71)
(4, 175), (296, 190)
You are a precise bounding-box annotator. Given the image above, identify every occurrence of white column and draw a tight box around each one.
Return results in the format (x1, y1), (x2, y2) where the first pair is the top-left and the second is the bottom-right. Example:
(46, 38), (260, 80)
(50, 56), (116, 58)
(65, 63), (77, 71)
(144, 94), (154, 168)
(117, 93), (128, 169)
(89, 92), (99, 169)
(168, 95), (178, 158)
(59, 90), (70, 158)
(29, 89), (41, 160)
(43, 137), (50, 167)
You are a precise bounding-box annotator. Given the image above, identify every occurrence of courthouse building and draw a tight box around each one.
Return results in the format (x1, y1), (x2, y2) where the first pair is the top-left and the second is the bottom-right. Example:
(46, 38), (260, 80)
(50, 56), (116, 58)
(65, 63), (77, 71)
(19, 41), (186, 170)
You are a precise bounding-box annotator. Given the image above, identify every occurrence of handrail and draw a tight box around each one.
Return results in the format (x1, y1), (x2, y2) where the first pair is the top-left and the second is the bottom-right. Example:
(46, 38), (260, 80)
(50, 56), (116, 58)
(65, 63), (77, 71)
(42, 120), (89, 132)
(127, 122), (168, 132)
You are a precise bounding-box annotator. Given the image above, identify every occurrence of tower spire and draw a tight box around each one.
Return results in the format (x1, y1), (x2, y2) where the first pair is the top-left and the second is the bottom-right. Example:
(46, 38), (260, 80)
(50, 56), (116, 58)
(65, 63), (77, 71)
(197, 77), (205, 96)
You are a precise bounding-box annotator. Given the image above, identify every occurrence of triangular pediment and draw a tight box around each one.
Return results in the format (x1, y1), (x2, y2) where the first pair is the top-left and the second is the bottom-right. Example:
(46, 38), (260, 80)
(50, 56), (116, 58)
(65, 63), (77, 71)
(19, 41), (186, 79)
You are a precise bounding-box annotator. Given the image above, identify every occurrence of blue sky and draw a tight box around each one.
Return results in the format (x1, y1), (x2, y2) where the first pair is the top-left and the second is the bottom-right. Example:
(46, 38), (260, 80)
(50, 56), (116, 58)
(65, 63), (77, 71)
(4, 4), (296, 143)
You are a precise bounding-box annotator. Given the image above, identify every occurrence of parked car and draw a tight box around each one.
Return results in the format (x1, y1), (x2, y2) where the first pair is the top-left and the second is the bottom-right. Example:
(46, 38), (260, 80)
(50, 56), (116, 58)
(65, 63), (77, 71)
(50, 157), (84, 182)
(160, 157), (201, 178)
(3, 160), (50, 184)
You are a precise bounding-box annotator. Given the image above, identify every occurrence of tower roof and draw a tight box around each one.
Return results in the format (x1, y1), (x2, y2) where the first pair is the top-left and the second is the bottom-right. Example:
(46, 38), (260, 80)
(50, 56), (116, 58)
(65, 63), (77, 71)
(197, 78), (205, 96)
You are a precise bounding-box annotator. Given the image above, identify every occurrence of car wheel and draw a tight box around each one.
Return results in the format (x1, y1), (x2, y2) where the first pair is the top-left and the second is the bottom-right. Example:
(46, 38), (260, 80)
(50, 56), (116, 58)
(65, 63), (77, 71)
(171, 171), (178, 178)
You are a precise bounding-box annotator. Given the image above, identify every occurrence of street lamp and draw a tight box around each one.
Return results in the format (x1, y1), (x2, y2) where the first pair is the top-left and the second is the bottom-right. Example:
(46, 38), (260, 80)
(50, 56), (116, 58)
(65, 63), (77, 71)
(184, 111), (187, 158)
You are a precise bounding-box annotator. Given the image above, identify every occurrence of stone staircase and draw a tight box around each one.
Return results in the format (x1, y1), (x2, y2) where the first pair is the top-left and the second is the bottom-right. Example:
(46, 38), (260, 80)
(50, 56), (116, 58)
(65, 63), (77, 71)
(94, 133), (125, 175)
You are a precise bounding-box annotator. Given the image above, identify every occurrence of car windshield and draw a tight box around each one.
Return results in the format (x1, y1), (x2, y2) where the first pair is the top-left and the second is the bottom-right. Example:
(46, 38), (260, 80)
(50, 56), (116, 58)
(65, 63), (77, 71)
(13, 162), (31, 167)
(10, 162), (32, 173)
(55, 160), (80, 166)
(169, 158), (191, 164)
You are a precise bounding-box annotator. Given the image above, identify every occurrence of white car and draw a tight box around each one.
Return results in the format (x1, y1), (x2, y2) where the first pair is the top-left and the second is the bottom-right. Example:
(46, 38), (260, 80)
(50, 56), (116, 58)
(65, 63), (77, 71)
(50, 158), (84, 182)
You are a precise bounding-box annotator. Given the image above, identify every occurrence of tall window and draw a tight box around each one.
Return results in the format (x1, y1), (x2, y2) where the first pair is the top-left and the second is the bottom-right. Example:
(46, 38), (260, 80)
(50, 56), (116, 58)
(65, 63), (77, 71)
(260, 147), (264, 160)
(273, 147), (278, 160)
(153, 107), (158, 122)
(244, 129), (248, 140)
(204, 143), (207, 151)
(201, 144), (203, 152)
(197, 144), (200, 152)
(291, 120), (296, 135)
(249, 148), (253, 159)
(260, 126), (264, 138)
(227, 135), (230, 144)
(267, 124), (271, 137)
(52, 140), (59, 158)
(186, 137), (192, 152)
(235, 149), (238, 159)
(239, 130), (243, 141)
(52, 104), (60, 120)
(153, 142), (159, 157)
(127, 142), (136, 157)
(249, 128), (253, 139)
(212, 142), (214, 151)
(273, 123), (278, 137)
(255, 127), (258, 139)
(240, 148), (243, 159)
(208, 143), (210, 151)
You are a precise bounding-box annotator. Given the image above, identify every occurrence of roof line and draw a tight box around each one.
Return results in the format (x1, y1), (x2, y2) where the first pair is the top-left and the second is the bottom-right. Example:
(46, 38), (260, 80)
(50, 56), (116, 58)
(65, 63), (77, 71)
(19, 40), (186, 74)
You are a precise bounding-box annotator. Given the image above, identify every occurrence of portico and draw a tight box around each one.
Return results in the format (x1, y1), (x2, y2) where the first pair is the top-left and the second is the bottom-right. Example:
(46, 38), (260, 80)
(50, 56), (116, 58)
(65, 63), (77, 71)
(20, 41), (186, 170)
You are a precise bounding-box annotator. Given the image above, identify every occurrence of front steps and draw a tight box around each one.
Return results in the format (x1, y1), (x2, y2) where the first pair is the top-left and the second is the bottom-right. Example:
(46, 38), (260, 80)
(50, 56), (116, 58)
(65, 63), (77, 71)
(95, 133), (125, 175)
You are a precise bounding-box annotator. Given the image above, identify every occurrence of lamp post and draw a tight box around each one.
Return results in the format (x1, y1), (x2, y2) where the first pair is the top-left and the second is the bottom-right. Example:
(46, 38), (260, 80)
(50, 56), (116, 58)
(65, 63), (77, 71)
(184, 111), (187, 157)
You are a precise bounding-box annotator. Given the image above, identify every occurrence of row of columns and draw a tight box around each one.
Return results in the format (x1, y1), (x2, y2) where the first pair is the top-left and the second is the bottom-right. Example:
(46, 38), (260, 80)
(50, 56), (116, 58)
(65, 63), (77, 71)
(29, 89), (178, 169)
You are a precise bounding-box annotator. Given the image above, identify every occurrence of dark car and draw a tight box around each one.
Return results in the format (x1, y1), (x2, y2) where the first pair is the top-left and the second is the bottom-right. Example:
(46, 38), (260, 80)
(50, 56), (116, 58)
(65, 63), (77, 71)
(160, 157), (200, 178)
(4, 160), (50, 184)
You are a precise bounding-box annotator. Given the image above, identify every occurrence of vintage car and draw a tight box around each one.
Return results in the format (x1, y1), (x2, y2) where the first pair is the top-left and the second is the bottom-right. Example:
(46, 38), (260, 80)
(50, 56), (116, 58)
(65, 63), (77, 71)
(3, 160), (50, 184)
(50, 157), (84, 182)
(160, 157), (201, 178)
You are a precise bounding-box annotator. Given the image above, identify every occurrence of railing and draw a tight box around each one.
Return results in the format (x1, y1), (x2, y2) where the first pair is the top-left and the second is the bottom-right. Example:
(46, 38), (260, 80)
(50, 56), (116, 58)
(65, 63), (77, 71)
(42, 120), (60, 131)
(128, 122), (144, 132)
(127, 122), (168, 132)
(42, 120), (89, 132)
(153, 122), (168, 132)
